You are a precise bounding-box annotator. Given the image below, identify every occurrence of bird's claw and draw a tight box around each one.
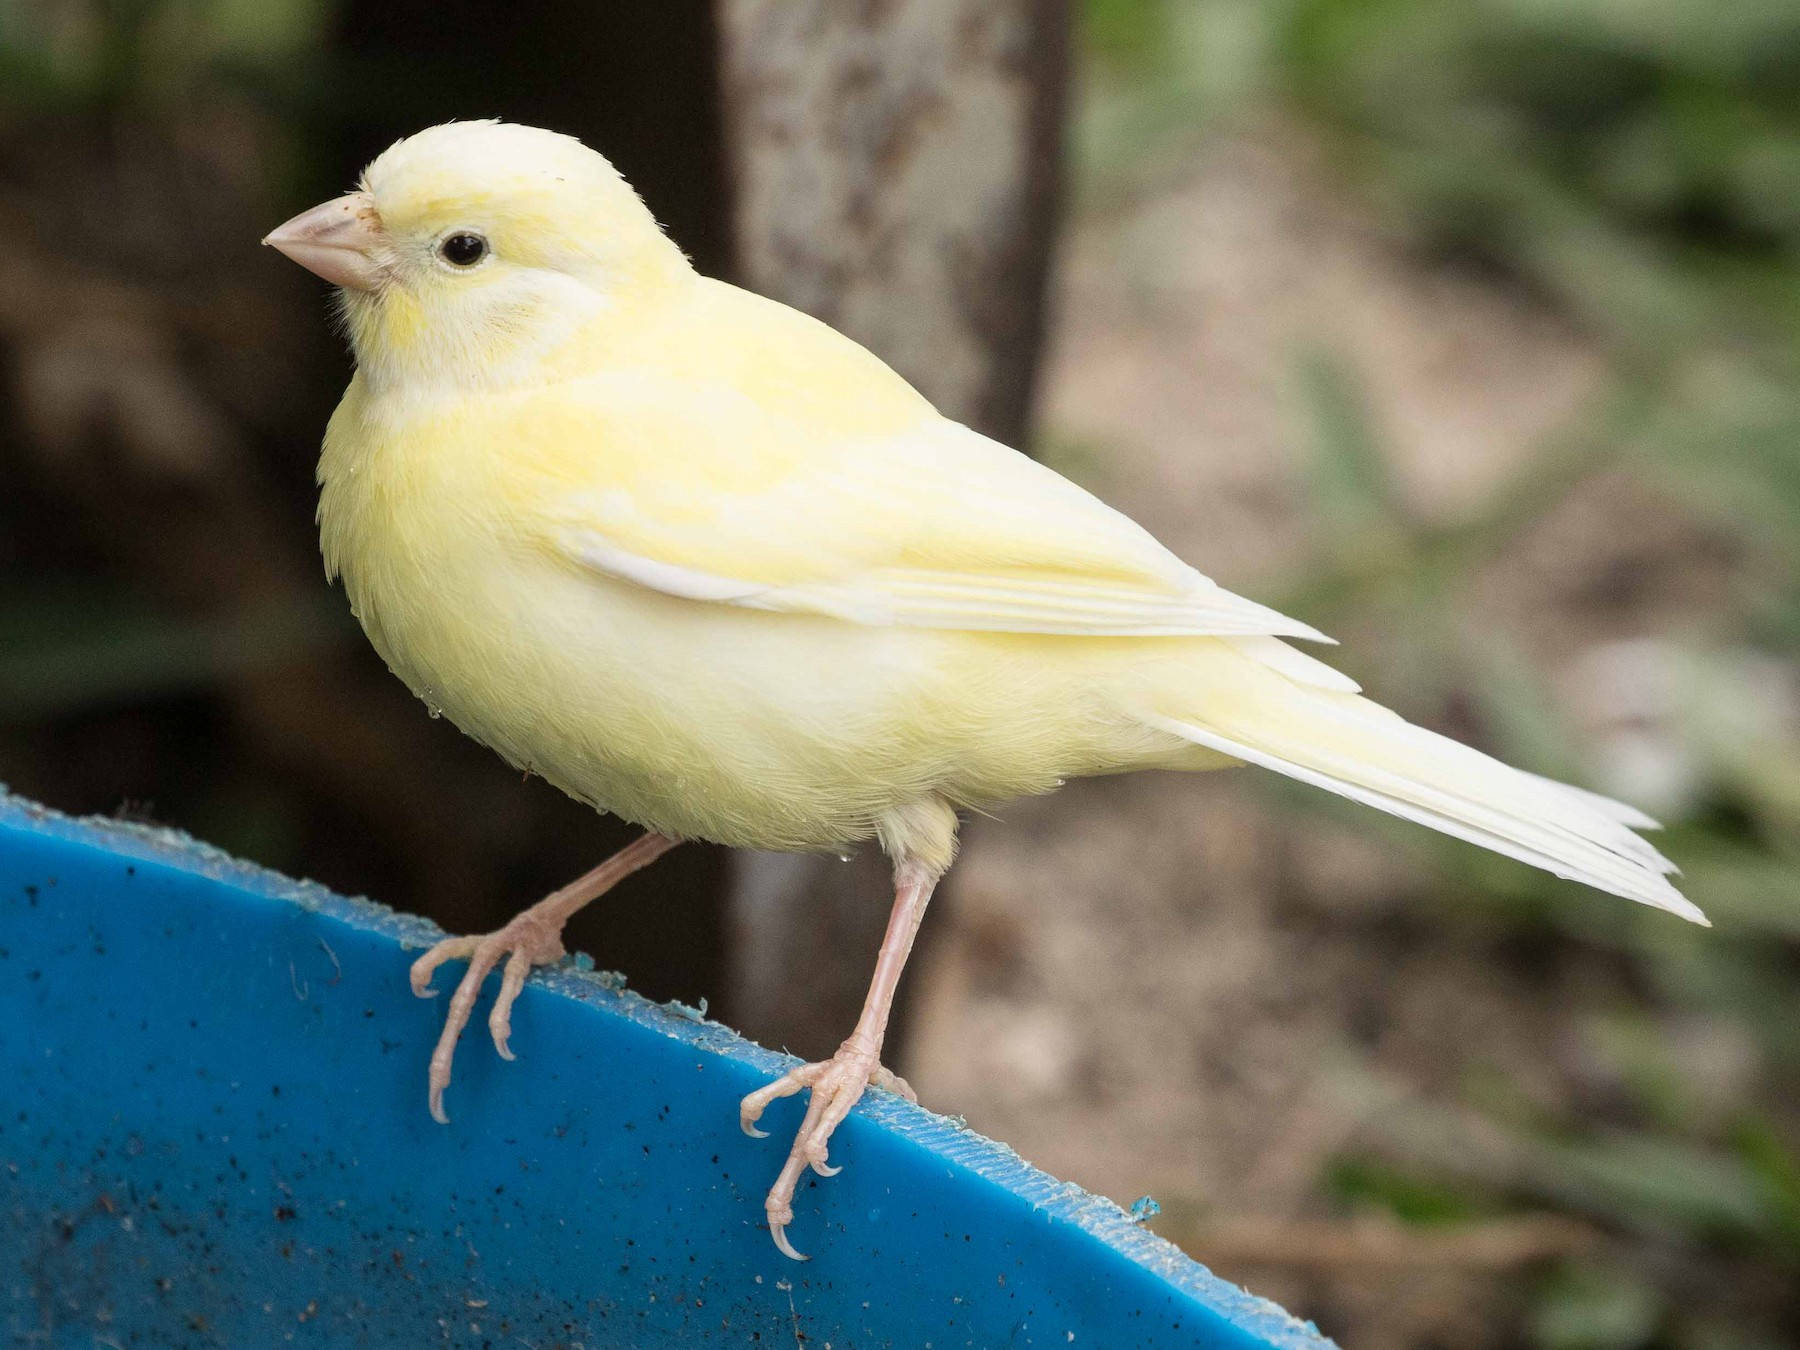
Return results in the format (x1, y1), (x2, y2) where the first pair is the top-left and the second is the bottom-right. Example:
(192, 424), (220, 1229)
(742, 1038), (910, 1261)
(409, 915), (567, 1124)
(739, 1060), (825, 1138)
(874, 1065), (917, 1103)
(410, 935), (478, 998)
(769, 1210), (806, 1263)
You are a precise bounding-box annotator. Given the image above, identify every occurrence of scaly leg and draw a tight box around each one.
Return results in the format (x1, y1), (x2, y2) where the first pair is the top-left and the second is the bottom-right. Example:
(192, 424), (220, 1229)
(410, 831), (680, 1123)
(740, 858), (938, 1260)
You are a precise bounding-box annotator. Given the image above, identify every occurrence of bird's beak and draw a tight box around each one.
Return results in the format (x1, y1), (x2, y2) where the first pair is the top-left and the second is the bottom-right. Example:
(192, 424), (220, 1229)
(262, 191), (388, 291)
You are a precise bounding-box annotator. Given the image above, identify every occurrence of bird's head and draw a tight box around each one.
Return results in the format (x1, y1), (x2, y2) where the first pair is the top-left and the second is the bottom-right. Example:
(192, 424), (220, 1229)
(264, 121), (687, 390)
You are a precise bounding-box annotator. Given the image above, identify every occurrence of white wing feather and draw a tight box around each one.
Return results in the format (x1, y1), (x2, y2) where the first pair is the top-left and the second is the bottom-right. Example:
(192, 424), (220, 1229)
(554, 410), (1331, 642)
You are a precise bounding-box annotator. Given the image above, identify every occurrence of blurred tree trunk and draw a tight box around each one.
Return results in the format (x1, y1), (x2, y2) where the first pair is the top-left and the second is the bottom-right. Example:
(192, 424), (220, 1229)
(716, 0), (1069, 1057)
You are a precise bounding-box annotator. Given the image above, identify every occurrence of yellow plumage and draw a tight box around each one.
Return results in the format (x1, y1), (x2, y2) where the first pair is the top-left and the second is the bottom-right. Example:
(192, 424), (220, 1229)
(301, 121), (1696, 921)
(267, 118), (1703, 1259)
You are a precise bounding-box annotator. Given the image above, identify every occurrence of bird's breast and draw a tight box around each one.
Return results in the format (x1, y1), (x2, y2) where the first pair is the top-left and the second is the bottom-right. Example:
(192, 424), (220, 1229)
(314, 400), (933, 846)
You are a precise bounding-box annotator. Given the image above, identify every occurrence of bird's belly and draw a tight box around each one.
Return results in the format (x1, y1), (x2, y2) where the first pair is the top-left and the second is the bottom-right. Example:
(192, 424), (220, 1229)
(346, 547), (1122, 852)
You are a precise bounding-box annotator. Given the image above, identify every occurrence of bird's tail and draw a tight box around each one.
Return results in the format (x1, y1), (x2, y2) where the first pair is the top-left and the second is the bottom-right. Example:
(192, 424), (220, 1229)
(1147, 638), (1706, 924)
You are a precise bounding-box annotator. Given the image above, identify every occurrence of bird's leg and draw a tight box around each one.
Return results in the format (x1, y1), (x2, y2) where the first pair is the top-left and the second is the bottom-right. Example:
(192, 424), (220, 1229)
(740, 857), (938, 1260)
(409, 831), (680, 1123)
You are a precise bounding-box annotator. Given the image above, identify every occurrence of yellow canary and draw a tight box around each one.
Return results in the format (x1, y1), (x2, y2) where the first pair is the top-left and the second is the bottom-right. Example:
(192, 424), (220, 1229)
(264, 121), (1702, 1260)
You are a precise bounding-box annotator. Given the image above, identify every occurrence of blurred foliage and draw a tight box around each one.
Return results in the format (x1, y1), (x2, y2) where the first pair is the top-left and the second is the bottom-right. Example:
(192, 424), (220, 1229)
(1327, 1156), (1491, 1226)
(1083, 0), (1799, 1345)
(0, 0), (334, 115)
(1279, 0), (1800, 348)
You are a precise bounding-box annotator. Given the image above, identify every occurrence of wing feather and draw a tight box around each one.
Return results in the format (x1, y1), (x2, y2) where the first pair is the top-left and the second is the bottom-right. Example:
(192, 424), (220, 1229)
(530, 376), (1328, 642)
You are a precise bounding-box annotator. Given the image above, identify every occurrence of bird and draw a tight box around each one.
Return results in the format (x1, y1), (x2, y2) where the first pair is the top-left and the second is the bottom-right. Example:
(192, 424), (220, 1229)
(263, 120), (1705, 1260)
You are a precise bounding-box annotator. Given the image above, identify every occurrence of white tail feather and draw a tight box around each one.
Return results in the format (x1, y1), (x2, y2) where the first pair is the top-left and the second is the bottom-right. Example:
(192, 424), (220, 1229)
(1517, 770), (1662, 833)
(1147, 687), (1705, 925)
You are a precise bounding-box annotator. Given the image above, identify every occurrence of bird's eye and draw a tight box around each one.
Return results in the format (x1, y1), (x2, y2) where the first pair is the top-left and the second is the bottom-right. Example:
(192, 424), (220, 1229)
(439, 233), (488, 267)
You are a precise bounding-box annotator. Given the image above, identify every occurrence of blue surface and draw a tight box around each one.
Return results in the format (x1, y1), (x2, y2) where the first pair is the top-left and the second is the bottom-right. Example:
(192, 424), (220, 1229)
(0, 791), (1334, 1347)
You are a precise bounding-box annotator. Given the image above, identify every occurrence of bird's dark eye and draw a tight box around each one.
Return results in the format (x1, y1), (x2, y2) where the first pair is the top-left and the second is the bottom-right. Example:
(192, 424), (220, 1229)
(439, 232), (488, 267)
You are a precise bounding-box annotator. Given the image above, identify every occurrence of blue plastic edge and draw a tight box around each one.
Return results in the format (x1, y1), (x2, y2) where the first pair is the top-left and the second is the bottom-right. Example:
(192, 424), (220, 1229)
(0, 787), (1334, 1348)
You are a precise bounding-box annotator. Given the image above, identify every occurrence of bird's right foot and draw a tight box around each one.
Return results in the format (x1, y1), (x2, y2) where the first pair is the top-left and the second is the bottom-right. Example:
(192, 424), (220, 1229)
(409, 907), (572, 1124)
(405, 831), (680, 1124)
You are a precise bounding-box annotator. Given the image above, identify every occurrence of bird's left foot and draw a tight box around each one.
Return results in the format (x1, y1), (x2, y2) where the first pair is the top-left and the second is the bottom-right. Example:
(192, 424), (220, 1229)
(740, 1036), (916, 1260)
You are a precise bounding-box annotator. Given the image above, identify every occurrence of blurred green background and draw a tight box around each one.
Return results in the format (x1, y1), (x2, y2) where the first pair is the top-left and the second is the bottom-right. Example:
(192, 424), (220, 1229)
(3, 1), (1797, 1345)
(1066, 2), (1800, 1346)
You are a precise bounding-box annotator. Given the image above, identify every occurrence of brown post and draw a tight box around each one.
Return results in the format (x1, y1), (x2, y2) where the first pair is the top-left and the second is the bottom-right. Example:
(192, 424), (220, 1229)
(715, 0), (1070, 1056)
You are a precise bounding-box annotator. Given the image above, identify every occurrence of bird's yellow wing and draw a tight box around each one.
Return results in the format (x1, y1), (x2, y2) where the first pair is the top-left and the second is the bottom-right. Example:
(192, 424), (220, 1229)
(507, 370), (1328, 642)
